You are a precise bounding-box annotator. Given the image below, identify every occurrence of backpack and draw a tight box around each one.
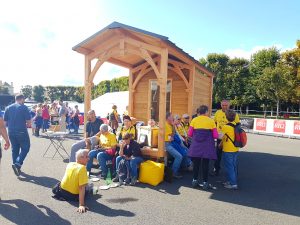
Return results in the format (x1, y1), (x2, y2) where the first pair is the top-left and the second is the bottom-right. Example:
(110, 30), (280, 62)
(109, 112), (116, 121)
(226, 123), (247, 148)
(118, 158), (130, 181)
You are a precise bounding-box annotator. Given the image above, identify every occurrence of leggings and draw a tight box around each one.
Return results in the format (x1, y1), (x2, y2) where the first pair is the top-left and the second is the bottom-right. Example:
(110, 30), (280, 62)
(192, 158), (209, 182)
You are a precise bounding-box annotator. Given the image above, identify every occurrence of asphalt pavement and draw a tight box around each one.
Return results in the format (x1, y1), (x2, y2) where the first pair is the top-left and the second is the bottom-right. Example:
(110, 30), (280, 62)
(0, 131), (300, 225)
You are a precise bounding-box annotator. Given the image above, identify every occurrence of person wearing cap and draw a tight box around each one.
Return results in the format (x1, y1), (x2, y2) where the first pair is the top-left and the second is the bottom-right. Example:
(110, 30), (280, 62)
(173, 114), (189, 146)
(181, 114), (190, 134)
(4, 94), (31, 176)
(86, 124), (117, 178)
(212, 100), (240, 176)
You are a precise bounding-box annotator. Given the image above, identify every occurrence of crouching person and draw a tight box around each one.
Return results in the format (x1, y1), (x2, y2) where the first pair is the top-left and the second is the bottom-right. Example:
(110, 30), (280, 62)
(52, 149), (89, 213)
(114, 133), (143, 185)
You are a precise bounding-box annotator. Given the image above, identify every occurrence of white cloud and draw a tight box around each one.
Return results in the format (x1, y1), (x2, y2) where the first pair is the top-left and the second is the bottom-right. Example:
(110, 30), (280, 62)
(0, 0), (127, 92)
(224, 44), (291, 59)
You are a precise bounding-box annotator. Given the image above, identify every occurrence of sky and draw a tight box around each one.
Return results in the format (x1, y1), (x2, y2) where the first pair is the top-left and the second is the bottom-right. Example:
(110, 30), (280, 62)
(0, 0), (299, 92)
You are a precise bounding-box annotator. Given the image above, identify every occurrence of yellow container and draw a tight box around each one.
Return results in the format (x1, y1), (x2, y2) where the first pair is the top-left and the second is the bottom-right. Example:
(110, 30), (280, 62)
(139, 160), (164, 186)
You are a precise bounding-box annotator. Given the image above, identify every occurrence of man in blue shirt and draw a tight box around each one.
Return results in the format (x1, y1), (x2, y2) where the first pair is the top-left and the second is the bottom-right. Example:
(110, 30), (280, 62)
(69, 110), (103, 162)
(4, 94), (31, 176)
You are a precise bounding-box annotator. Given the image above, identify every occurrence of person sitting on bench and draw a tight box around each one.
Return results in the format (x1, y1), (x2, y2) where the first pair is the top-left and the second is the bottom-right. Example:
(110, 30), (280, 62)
(69, 110), (103, 162)
(86, 124), (117, 179)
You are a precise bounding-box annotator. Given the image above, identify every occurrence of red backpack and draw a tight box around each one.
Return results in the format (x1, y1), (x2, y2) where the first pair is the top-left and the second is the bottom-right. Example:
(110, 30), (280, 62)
(226, 123), (247, 148)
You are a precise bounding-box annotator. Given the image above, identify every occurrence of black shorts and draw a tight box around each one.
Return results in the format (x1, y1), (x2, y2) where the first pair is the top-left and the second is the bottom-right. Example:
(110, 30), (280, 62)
(0, 144), (2, 159)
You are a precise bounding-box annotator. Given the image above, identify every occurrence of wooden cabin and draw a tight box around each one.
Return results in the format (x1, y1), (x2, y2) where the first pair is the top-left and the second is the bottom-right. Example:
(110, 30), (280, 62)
(73, 22), (214, 160)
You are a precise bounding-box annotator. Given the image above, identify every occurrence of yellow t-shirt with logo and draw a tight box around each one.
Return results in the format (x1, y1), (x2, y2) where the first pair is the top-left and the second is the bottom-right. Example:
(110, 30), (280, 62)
(165, 122), (174, 142)
(214, 109), (240, 132)
(190, 115), (216, 129)
(181, 122), (190, 134)
(221, 122), (239, 152)
(120, 126), (136, 139)
(176, 124), (187, 137)
(100, 132), (117, 148)
(61, 162), (88, 194)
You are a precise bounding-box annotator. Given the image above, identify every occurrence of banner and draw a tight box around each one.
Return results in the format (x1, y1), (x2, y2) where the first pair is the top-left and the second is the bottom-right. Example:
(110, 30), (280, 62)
(253, 118), (300, 137)
(294, 121), (300, 135)
(240, 118), (254, 129)
(255, 119), (267, 131)
(273, 120), (286, 133)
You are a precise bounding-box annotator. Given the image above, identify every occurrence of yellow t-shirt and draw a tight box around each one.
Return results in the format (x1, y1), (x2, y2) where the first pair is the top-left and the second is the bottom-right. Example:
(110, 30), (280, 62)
(100, 132), (117, 148)
(190, 115), (216, 129)
(60, 162), (88, 194)
(165, 122), (174, 142)
(120, 126), (136, 139)
(175, 124), (187, 137)
(221, 122), (239, 152)
(214, 109), (240, 132)
(181, 122), (190, 134)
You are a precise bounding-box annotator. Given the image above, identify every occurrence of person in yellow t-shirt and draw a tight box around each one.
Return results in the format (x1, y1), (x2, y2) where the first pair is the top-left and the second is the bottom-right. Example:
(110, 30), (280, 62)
(212, 100), (240, 176)
(86, 124), (117, 178)
(52, 149), (89, 213)
(220, 109), (239, 190)
(117, 115), (136, 141)
(164, 112), (191, 179)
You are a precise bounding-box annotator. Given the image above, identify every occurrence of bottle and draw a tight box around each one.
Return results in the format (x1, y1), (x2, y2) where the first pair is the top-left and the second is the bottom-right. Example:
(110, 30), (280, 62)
(106, 168), (112, 185)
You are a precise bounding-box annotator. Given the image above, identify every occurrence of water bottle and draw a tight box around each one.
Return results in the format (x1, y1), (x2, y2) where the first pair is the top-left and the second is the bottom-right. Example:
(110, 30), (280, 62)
(106, 168), (112, 185)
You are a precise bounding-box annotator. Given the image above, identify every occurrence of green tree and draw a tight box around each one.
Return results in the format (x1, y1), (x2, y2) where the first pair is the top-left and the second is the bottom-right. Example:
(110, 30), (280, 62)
(256, 65), (291, 118)
(281, 40), (300, 115)
(32, 85), (45, 102)
(20, 85), (33, 99)
(202, 53), (230, 104)
(45, 86), (59, 102)
(249, 47), (281, 115)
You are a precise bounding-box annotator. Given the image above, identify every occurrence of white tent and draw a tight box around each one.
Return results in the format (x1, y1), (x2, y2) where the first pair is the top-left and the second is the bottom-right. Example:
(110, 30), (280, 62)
(91, 91), (129, 118)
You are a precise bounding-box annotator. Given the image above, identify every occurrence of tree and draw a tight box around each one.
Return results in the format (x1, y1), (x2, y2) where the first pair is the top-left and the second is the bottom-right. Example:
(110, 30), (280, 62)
(249, 47), (281, 115)
(256, 65), (291, 118)
(20, 85), (33, 99)
(32, 85), (45, 102)
(0, 86), (9, 95)
(201, 53), (230, 104)
(281, 40), (300, 115)
(45, 86), (59, 102)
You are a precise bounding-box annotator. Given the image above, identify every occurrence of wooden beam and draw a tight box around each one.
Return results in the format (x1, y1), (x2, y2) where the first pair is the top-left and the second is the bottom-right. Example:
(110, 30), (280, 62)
(172, 65), (189, 88)
(120, 38), (125, 56)
(128, 69), (134, 117)
(157, 48), (168, 159)
(209, 76), (214, 115)
(140, 48), (160, 78)
(107, 58), (133, 68)
(168, 58), (192, 70)
(188, 66), (195, 117)
(131, 55), (159, 73)
(125, 37), (162, 55)
(87, 37), (120, 60)
(84, 56), (92, 134)
(132, 66), (148, 90)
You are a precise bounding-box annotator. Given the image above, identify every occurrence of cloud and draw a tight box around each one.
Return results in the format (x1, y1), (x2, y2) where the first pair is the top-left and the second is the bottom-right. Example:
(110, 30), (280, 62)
(224, 44), (291, 59)
(0, 0), (126, 92)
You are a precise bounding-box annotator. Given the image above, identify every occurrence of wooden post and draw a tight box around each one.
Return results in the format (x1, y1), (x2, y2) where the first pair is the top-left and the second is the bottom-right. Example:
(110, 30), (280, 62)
(157, 48), (168, 158)
(209, 76), (214, 115)
(84, 56), (91, 134)
(188, 66), (195, 117)
(128, 69), (134, 116)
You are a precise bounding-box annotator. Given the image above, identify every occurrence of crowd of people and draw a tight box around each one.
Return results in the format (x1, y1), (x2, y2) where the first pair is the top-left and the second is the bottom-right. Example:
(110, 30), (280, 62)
(29, 100), (80, 136)
(1, 94), (241, 213)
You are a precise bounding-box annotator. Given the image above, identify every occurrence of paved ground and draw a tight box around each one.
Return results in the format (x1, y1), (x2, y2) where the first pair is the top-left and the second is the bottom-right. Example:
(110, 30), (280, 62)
(0, 131), (300, 225)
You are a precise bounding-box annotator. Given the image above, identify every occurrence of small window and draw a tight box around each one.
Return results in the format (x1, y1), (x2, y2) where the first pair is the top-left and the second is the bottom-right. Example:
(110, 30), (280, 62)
(150, 80), (171, 122)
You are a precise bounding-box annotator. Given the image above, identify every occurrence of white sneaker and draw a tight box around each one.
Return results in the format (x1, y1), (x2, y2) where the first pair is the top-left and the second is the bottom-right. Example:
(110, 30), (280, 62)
(224, 183), (238, 190)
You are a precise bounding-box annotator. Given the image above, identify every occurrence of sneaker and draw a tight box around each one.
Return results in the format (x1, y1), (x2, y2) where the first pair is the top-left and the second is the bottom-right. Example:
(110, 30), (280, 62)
(130, 177), (137, 186)
(12, 164), (21, 177)
(124, 178), (131, 185)
(200, 182), (213, 190)
(222, 181), (230, 186)
(224, 184), (238, 190)
(112, 175), (119, 182)
(173, 173), (183, 179)
(192, 179), (199, 188)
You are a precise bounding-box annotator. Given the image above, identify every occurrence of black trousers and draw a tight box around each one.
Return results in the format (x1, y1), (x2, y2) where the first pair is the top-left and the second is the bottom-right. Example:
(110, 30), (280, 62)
(214, 139), (222, 172)
(192, 158), (209, 182)
(52, 182), (79, 201)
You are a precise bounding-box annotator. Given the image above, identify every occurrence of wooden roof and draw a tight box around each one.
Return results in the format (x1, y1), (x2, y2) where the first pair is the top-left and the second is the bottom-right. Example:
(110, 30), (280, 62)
(73, 22), (214, 77)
